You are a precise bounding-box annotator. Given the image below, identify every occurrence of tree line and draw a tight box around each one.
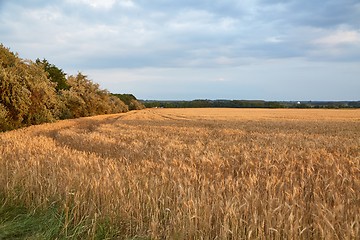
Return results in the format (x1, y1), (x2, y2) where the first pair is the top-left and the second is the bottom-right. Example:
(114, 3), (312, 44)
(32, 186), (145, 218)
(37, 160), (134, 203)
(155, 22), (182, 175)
(142, 99), (360, 109)
(0, 44), (144, 131)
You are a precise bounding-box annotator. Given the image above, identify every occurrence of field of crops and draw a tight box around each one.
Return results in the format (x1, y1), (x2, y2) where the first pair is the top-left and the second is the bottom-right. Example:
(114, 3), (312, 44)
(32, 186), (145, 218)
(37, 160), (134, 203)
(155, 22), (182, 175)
(0, 108), (359, 239)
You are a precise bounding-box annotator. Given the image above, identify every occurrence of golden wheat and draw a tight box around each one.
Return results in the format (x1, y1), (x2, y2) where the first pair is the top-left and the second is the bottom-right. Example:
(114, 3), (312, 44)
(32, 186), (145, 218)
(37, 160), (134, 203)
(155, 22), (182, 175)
(0, 108), (359, 239)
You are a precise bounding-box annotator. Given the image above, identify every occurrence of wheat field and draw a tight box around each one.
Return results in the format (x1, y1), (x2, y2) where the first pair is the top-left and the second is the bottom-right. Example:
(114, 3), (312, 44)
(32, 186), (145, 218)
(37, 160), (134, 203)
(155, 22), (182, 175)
(0, 108), (359, 239)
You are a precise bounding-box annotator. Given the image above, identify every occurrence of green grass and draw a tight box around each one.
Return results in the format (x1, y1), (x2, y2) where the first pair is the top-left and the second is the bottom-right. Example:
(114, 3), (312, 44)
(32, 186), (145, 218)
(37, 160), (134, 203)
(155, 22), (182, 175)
(0, 197), (124, 240)
(0, 200), (61, 239)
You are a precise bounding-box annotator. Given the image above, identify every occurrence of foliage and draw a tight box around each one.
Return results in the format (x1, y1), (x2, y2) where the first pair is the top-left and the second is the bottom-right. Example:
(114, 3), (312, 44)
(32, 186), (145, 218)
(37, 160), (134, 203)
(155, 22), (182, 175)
(0, 197), (118, 240)
(0, 103), (10, 131)
(0, 44), (131, 131)
(0, 45), (58, 128)
(112, 93), (145, 110)
(143, 99), (360, 109)
(0, 44), (17, 68)
(143, 99), (285, 108)
(36, 58), (69, 91)
(60, 73), (128, 119)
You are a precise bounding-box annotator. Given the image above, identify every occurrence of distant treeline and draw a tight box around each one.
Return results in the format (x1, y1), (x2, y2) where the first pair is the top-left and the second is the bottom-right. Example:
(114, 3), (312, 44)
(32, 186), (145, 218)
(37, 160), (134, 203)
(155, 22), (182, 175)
(142, 99), (360, 109)
(112, 94), (145, 111)
(0, 44), (143, 131)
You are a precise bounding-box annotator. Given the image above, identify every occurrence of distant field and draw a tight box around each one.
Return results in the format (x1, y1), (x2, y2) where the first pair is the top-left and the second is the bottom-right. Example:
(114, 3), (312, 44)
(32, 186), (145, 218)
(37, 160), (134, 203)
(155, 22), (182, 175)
(1, 108), (359, 239)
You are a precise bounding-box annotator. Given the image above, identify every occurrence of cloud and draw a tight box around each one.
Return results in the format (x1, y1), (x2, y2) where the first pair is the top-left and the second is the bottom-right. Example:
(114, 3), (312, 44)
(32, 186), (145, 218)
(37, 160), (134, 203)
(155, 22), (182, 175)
(259, 0), (360, 28)
(3, 0), (359, 69)
(1, 0), (359, 100)
(304, 27), (360, 61)
(216, 77), (226, 82)
(65, 0), (138, 10)
(314, 29), (360, 46)
(265, 36), (285, 43)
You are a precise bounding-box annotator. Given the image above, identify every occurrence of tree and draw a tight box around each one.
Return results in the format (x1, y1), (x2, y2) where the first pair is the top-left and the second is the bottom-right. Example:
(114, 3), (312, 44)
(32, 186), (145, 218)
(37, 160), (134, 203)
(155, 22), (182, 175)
(23, 60), (59, 124)
(0, 44), (17, 68)
(112, 93), (145, 110)
(0, 44), (130, 131)
(59, 73), (128, 119)
(0, 45), (59, 128)
(36, 58), (69, 91)
(0, 103), (10, 131)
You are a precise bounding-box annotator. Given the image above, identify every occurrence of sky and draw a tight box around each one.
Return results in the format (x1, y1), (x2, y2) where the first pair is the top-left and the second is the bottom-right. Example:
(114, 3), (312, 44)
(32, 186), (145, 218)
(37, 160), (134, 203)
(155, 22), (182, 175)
(1, 0), (360, 101)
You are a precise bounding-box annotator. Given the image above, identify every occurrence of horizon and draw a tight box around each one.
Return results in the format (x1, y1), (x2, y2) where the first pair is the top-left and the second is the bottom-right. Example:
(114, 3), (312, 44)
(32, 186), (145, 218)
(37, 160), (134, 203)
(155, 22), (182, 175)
(137, 98), (359, 102)
(1, 1), (360, 101)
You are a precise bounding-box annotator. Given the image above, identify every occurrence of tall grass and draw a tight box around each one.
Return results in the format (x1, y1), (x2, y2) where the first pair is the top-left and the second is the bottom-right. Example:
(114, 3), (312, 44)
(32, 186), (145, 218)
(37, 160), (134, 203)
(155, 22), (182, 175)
(0, 109), (359, 239)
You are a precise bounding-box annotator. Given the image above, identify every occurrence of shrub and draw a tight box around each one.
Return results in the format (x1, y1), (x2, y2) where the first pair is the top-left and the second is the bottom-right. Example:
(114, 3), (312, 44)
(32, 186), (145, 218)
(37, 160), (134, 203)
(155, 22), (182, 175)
(0, 44), (129, 130)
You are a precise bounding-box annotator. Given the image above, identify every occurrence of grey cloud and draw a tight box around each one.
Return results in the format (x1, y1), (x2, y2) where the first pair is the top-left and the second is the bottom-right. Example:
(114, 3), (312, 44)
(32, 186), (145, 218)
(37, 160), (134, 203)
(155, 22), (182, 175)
(137, 0), (249, 15)
(1, 0), (360, 71)
(258, 0), (360, 28)
(291, 1), (359, 28)
(2, 0), (64, 10)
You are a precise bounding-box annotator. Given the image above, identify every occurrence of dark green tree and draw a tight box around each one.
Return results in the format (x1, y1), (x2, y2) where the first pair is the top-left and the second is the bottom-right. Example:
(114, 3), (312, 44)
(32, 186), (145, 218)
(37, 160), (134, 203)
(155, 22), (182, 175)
(112, 93), (145, 110)
(36, 58), (69, 91)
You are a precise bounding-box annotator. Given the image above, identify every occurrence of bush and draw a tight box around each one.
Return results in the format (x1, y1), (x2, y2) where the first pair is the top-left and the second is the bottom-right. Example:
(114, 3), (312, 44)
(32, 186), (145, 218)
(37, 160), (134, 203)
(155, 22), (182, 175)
(0, 103), (10, 131)
(112, 94), (145, 110)
(0, 44), (130, 131)
(59, 73), (128, 119)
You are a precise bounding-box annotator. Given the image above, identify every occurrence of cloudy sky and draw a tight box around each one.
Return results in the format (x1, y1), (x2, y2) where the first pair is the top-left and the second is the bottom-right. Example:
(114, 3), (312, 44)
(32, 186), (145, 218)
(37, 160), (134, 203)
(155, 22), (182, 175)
(1, 0), (360, 100)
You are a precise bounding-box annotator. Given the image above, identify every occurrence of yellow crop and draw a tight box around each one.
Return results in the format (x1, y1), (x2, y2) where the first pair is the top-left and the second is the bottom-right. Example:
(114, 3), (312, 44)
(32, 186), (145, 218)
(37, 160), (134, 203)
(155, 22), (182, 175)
(1, 108), (359, 239)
